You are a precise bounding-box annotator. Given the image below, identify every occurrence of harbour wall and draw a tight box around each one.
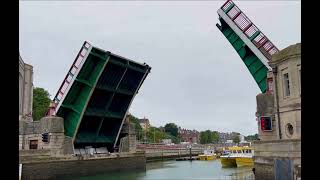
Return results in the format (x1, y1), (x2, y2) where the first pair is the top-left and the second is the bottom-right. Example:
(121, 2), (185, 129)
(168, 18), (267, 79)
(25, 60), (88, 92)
(146, 151), (202, 162)
(21, 152), (146, 180)
(253, 139), (301, 180)
(139, 146), (203, 162)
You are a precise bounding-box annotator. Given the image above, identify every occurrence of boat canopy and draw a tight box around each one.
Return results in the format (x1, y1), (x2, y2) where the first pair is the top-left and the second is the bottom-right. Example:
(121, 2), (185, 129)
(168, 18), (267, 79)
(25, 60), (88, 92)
(227, 146), (253, 151)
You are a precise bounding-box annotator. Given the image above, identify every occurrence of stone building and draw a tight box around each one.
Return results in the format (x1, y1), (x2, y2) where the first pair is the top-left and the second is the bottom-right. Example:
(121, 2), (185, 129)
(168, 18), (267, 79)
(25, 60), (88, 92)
(19, 54), (33, 120)
(269, 44), (301, 140)
(253, 43), (301, 180)
(19, 116), (73, 155)
(19, 55), (74, 156)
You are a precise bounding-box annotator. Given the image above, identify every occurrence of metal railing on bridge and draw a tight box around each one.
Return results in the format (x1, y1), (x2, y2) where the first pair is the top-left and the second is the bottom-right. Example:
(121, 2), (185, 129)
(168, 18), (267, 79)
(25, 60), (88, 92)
(46, 41), (92, 116)
(220, 0), (279, 61)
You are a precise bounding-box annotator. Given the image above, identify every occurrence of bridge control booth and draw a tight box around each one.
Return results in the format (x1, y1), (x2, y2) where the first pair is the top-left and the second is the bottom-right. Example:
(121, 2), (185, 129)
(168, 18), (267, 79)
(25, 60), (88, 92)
(48, 41), (151, 153)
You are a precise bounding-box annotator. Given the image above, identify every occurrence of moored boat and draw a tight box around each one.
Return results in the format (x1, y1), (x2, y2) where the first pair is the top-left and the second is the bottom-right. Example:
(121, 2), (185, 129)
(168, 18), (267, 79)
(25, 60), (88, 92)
(198, 147), (217, 161)
(220, 146), (254, 167)
(220, 157), (237, 167)
(220, 149), (236, 167)
(235, 157), (254, 167)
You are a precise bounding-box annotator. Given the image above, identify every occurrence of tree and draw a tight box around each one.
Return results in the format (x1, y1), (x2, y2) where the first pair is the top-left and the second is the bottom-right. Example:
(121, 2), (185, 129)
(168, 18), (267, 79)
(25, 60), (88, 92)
(245, 133), (259, 141)
(146, 127), (167, 143)
(170, 135), (180, 144)
(206, 130), (213, 143)
(232, 135), (240, 144)
(211, 131), (220, 143)
(200, 131), (208, 144)
(164, 123), (178, 137)
(32, 87), (51, 121)
(200, 130), (219, 144)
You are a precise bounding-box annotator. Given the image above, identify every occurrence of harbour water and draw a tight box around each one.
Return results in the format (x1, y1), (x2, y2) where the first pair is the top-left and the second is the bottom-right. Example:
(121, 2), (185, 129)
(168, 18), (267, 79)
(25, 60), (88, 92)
(60, 159), (255, 180)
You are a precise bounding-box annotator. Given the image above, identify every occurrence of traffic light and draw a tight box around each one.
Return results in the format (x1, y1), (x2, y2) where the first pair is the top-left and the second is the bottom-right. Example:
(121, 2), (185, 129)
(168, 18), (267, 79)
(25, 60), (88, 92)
(42, 133), (49, 142)
(260, 116), (272, 131)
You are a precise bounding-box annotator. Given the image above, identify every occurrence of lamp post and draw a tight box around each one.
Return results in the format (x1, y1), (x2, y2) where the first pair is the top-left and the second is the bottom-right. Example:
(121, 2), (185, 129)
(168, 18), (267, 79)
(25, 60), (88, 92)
(187, 144), (192, 161)
(153, 128), (155, 143)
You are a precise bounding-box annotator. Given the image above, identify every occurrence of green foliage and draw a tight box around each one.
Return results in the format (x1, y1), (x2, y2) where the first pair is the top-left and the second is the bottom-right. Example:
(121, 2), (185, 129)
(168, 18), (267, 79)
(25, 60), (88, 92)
(211, 131), (219, 143)
(200, 130), (219, 144)
(166, 134), (180, 144)
(127, 114), (144, 140)
(146, 127), (167, 143)
(245, 133), (259, 141)
(200, 130), (208, 144)
(32, 87), (51, 121)
(127, 116), (180, 144)
(128, 114), (142, 131)
(232, 135), (241, 144)
(164, 123), (178, 137)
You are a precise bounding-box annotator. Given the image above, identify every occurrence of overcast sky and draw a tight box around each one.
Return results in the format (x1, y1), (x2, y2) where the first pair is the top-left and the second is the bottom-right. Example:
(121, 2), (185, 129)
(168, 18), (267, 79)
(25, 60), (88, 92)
(19, 1), (300, 136)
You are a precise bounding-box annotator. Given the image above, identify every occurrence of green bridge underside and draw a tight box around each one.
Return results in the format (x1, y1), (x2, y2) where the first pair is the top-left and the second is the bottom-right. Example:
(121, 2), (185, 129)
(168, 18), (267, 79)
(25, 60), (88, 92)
(57, 47), (150, 151)
(216, 17), (267, 93)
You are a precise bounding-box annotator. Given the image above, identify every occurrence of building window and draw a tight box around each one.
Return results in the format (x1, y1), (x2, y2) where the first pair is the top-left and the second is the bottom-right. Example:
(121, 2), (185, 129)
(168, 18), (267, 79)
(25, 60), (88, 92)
(285, 123), (294, 137)
(283, 73), (290, 97)
(29, 140), (38, 149)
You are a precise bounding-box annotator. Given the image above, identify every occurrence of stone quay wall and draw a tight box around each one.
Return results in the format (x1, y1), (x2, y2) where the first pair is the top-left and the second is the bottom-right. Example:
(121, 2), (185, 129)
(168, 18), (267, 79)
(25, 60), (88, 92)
(253, 139), (301, 180)
(19, 117), (72, 154)
(138, 146), (203, 162)
(21, 152), (146, 180)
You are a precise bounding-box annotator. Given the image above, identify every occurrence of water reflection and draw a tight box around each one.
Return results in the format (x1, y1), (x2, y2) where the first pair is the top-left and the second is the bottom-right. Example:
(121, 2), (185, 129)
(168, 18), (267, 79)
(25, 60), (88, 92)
(146, 161), (177, 171)
(60, 159), (254, 180)
(141, 160), (254, 180)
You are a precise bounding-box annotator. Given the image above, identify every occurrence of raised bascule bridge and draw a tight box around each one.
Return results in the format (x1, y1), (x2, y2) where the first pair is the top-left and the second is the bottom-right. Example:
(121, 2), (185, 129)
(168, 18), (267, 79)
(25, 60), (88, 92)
(216, 0), (279, 93)
(48, 41), (151, 152)
(43, 0), (278, 155)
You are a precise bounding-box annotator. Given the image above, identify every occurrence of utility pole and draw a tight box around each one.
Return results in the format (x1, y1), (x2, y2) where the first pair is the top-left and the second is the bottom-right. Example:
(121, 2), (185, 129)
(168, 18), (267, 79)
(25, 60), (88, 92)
(153, 128), (155, 143)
